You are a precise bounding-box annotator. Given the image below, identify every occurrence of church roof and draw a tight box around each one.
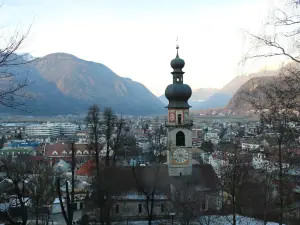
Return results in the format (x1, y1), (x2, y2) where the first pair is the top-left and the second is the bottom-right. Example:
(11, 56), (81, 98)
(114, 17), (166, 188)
(165, 45), (192, 109)
(92, 164), (220, 196)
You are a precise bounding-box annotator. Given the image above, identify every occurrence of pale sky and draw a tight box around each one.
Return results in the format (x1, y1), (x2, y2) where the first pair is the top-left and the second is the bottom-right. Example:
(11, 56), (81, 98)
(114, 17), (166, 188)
(0, 0), (274, 96)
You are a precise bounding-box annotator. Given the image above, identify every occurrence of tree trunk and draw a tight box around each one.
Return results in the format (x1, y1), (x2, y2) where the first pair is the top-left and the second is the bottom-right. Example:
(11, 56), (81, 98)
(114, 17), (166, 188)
(35, 204), (39, 225)
(263, 198), (267, 225)
(94, 129), (100, 175)
(106, 137), (110, 167)
(71, 143), (75, 224)
(232, 157), (237, 225)
(279, 142), (284, 225)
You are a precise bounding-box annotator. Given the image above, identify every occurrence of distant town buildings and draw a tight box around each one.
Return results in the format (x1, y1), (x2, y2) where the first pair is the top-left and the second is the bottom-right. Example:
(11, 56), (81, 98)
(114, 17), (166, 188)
(25, 122), (79, 137)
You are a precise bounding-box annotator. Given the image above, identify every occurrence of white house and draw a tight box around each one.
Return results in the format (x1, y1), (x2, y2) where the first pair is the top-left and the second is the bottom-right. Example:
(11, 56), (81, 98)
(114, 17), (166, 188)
(252, 153), (289, 172)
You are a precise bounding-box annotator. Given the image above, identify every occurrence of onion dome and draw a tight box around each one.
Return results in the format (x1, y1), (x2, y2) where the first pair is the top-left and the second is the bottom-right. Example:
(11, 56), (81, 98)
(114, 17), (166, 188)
(165, 44), (192, 108)
(170, 45), (185, 70)
(165, 83), (192, 108)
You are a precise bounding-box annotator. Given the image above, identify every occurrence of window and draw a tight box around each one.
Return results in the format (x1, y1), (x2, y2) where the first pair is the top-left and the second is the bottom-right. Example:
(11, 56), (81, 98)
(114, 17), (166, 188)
(178, 114), (182, 124)
(115, 204), (119, 214)
(83, 150), (89, 155)
(180, 172), (182, 176)
(201, 198), (208, 211)
(138, 204), (142, 213)
(160, 204), (165, 213)
(201, 202), (206, 211)
(176, 131), (185, 146)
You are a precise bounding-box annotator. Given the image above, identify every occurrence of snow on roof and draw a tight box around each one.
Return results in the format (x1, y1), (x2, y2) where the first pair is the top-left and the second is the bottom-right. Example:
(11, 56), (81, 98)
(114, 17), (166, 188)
(53, 198), (65, 204)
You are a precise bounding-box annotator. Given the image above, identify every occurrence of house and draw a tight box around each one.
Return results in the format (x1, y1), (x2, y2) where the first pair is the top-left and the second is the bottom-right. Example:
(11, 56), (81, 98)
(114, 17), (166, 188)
(76, 160), (96, 176)
(192, 128), (203, 146)
(204, 132), (220, 145)
(252, 152), (289, 172)
(44, 143), (96, 159)
(241, 139), (261, 151)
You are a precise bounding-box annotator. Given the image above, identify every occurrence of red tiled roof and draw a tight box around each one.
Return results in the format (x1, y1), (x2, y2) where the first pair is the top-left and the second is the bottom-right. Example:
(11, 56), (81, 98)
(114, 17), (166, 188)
(45, 143), (71, 157)
(76, 160), (95, 176)
(45, 143), (97, 157)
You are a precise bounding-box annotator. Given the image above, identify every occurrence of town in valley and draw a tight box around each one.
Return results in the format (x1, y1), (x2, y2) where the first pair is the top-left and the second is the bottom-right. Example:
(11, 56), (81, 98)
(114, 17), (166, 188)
(1, 0), (300, 225)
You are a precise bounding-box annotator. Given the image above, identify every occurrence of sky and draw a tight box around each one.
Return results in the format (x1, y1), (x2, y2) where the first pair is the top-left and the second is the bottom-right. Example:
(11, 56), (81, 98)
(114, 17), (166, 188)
(0, 0), (275, 96)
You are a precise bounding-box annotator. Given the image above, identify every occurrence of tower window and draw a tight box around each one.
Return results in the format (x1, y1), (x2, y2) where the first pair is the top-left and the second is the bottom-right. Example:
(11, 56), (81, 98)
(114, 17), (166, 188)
(176, 131), (185, 146)
(161, 204), (165, 213)
(178, 114), (182, 124)
(116, 204), (119, 214)
(138, 204), (142, 213)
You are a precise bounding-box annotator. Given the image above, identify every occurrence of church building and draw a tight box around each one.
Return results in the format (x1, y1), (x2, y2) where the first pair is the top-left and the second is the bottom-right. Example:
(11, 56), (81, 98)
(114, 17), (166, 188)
(83, 45), (222, 223)
(165, 45), (194, 177)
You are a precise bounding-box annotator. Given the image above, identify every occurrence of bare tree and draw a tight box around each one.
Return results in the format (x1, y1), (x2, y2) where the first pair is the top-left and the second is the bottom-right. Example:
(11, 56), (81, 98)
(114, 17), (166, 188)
(0, 24), (34, 111)
(170, 175), (212, 225)
(28, 163), (55, 225)
(0, 158), (54, 225)
(86, 104), (101, 174)
(234, 67), (300, 224)
(111, 114), (125, 166)
(0, 160), (28, 225)
(252, 161), (277, 225)
(85, 167), (119, 225)
(147, 118), (167, 164)
(132, 165), (164, 225)
(219, 141), (250, 225)
(242, 0), (300, 65)
(56, 142), (76, 225)
(102, 107), (115, 167)
(85, 107), (124, 224)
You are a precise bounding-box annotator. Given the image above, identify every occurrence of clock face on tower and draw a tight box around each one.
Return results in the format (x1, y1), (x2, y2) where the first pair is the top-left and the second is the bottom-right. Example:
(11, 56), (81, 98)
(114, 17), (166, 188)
(172, 148), (189, 164)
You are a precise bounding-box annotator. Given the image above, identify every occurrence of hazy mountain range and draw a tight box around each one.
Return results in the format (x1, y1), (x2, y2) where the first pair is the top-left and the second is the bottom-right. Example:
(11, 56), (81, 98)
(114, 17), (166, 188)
(1, 52), (288, 116)
(1, 53), (165, 116)
(159, 68), (280, 110)
(227, 62), (297, 111)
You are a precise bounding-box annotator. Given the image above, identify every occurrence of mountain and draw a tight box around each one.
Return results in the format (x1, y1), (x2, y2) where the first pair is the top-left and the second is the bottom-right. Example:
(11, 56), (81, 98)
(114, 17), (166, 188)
(227, 62), (298, 111)
(192, 93), (233, 110)
(158, 88), (218, 106)
(190, 88), (219, 100)
(191, 69), (280, 110)
(0, 53), (165, 116)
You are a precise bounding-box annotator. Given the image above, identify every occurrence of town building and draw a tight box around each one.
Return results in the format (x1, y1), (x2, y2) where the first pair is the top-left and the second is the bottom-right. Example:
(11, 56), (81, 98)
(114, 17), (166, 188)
(25, 123), (60, 137)
(164, 45), (221, 213)
(25, 122), (79, 137)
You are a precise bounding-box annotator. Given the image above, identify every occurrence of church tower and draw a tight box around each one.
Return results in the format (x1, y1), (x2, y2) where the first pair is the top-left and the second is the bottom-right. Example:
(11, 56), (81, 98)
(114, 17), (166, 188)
(165, 45), (193, 176)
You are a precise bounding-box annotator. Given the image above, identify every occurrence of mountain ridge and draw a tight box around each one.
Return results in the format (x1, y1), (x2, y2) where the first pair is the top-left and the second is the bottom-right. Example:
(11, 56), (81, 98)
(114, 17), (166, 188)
(0, 53), (165, 116)
(226, 62), (299, 111)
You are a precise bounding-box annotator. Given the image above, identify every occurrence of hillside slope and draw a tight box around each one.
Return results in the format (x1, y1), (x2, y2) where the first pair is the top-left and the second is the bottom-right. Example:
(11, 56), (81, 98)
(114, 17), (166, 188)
(227, 64), (299, 111)
(0, 53), (164, 115)
(192, 68), (280, 110)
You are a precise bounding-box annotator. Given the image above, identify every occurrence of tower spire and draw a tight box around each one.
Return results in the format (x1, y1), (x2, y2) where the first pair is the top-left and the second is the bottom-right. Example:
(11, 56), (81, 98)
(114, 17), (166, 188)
(176, 36), (179, 57)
